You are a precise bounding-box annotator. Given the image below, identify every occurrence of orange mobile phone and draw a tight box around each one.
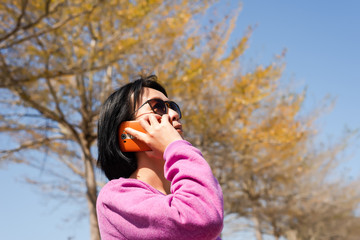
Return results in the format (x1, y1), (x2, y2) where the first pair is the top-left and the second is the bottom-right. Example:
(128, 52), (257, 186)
(118, 121), (151, 152)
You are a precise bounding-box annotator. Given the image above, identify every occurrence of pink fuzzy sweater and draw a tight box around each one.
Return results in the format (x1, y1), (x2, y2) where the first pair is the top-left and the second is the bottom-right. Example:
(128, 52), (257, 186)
(96, 140), (224, 239)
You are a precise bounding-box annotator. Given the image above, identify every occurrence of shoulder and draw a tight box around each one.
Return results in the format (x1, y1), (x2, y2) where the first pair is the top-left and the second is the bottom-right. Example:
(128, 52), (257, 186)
(97, 178), (164, 210)
(98, 177), (163, 198)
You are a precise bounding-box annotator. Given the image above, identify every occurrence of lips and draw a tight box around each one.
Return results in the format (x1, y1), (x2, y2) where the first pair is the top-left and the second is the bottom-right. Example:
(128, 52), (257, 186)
(174, 124), (183, 133)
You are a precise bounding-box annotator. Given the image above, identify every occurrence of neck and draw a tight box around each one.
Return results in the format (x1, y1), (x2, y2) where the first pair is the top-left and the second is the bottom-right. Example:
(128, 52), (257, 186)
(129, 152), (171, 195)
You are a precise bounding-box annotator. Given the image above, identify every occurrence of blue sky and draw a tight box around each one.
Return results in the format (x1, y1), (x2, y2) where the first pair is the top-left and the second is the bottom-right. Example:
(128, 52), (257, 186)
(1, 1), (359, 239)
(234, 0), (360, 178)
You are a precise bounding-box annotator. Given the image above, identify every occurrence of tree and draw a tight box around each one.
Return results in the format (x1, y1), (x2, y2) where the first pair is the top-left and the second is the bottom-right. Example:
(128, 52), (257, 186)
(1, 1), (359, 240)
(153, 7), (360, 238)
(0, 1), (216, 239)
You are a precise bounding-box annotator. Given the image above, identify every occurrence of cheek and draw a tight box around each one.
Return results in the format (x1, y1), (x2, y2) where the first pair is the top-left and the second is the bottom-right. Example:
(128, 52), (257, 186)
(134, 112), (152, 120)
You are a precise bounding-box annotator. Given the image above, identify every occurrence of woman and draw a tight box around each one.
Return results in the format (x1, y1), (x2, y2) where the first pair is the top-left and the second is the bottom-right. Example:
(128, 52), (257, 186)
(96, 74), (224, 239)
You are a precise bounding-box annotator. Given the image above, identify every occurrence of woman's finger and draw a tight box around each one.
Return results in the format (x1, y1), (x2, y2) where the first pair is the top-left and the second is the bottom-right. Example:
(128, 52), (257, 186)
(149, 114), (160, 126)
(138, 117), (151, 132)
(160, 114), (171, 125)
(124, 127), (147, 142)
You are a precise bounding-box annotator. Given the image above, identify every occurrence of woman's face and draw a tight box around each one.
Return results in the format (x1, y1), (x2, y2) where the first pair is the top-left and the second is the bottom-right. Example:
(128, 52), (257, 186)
(134, 87), (183, 135)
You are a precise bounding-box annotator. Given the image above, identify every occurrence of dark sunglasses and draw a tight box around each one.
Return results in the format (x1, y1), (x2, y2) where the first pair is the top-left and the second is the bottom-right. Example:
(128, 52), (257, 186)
(133, 98), (182, 119)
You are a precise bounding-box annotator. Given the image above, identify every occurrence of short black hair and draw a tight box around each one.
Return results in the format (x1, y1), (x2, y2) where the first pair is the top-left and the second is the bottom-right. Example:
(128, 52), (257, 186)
(97, 75), (167, 180)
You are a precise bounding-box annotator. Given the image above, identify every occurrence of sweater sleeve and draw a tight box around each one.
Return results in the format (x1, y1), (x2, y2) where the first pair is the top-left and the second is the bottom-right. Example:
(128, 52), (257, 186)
(97, 140), (224, 240)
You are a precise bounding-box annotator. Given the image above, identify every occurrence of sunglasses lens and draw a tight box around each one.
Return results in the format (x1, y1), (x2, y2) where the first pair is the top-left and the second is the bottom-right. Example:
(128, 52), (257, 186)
(169, 102), (182, 119)
(149, 99), (167, 115)
(148, 99), (182, 119)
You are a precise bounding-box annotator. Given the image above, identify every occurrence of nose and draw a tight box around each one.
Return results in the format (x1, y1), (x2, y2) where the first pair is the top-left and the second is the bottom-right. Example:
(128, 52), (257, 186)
(168, 107), (180, 122)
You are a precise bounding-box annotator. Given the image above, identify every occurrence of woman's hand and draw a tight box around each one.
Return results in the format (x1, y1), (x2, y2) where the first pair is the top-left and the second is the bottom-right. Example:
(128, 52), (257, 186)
(124, 114), (183, 157)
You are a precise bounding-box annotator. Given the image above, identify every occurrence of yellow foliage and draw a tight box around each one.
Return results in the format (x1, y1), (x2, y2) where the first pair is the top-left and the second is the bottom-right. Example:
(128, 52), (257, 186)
(1, 1), (359, 239)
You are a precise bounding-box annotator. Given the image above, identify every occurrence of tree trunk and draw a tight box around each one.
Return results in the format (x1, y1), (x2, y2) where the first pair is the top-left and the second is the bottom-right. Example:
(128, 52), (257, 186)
(285, 230), (297, 240)
(252, 215), (263, 240)
(84, 148), (100, 240)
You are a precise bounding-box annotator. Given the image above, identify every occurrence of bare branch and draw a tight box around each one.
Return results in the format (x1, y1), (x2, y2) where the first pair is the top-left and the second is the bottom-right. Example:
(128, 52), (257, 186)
(0, 0), (61, 43)
(0, 113), (47, 119)
(0, 125), (57, 132)
(58, 155), (85, 178)
(0, 2), (97, 50)
(0, 56), (122, 88)
(0, 136), (65, 156)
(20, 0), (53, 30)
(14, 86), (62, 122)
(0, 0), (29, 42)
